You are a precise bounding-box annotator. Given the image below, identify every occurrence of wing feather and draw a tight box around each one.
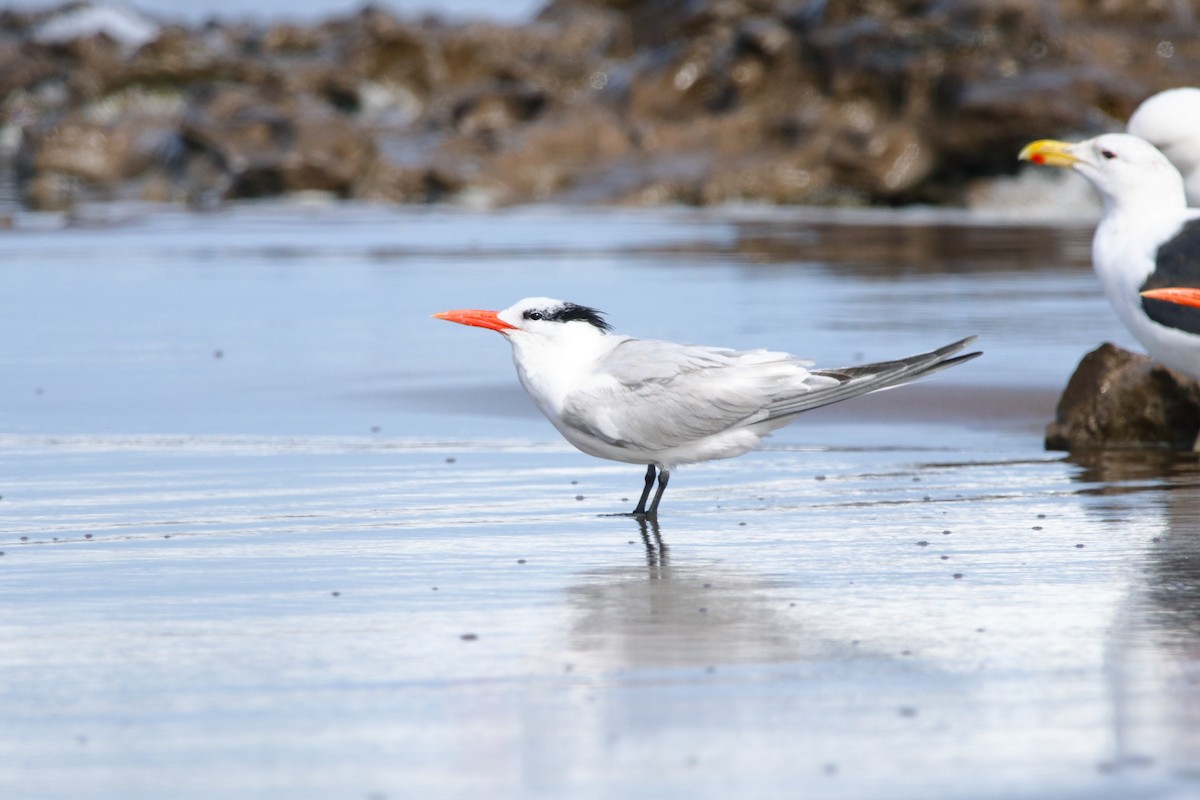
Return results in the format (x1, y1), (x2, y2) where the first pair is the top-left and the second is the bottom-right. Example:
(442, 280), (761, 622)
(1144, 218), (1200, 334)
(561, 338), (828, 451)
(765, 336), (980, 419)
(559, 336), (981, 452)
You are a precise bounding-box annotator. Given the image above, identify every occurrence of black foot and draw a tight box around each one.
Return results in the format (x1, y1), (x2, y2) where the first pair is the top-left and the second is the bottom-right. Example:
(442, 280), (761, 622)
(599, 465), (668, 518)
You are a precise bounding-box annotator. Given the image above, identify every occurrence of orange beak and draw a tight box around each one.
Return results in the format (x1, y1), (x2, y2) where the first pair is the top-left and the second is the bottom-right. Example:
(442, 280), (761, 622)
(1140, 287), (1200, 308)
(433, 308), (517, 332)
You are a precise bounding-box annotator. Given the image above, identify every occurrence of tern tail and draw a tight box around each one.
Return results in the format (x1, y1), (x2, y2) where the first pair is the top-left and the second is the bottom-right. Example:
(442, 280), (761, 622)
(764, 336), (981, 420)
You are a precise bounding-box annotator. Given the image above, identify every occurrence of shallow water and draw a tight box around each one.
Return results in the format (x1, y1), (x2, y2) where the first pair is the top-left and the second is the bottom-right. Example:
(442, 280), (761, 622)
(1, 202), (1198, 800)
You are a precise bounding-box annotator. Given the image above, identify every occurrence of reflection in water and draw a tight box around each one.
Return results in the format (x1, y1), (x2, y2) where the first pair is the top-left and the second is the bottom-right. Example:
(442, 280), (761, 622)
(636, 516), (668, 576)
(732, 217), (1093, 277)
(561, 516), (907, 677)
(1065, 449), (1200, 781)
(1067, 449), (1200, 495)
(565, 518), (847, 671)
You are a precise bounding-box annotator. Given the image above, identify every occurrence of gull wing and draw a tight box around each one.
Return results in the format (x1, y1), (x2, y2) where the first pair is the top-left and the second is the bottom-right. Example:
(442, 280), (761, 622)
(1143, 217), (1200, 335)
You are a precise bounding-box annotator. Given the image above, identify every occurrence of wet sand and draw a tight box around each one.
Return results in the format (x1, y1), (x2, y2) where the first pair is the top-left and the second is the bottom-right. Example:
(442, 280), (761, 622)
(1, 204), (1198, 799)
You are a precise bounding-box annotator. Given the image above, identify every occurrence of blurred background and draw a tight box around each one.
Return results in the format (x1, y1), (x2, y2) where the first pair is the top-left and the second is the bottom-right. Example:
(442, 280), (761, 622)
(8, 0), (543, 23)
(0, 0), (1192, 213)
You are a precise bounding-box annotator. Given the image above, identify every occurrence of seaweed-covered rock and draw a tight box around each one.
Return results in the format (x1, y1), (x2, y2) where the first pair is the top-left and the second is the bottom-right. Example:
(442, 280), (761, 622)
(1045, 343), (1200, 451)
(178, 83), (374, 200)
(5, 0), (1200, 208)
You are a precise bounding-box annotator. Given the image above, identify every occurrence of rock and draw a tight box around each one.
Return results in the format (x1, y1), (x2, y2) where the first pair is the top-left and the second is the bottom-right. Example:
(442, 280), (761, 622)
(32, 3), (160, 54)
(123, 24), (248, 87)
(334, 9), (440, 102)
(280, 111), (375, 195)
(0, 41), (59, 109)
(28, 117), (137, 183)
(469, 104), (634, 204)
(7, 0), (1200, 209)
(17, 112), (171, 208)
(937, 65), (1137, 175)
(178, 84), (375, 200)
(352, 161), (463, 203)
(1045, 343), (1200, 451)
(450, 81), (548, 142)
(23, 171), (81, 211)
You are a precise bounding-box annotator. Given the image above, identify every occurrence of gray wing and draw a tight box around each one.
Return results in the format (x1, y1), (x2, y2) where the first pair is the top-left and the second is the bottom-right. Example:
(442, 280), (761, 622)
(560, 336), (981, 451)
(559, 338), (834, 450)
(556, 335), (979, 453)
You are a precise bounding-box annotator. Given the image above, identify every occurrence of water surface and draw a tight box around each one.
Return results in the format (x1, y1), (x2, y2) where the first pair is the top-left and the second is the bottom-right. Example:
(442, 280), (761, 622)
(1, 202), (1197, 800)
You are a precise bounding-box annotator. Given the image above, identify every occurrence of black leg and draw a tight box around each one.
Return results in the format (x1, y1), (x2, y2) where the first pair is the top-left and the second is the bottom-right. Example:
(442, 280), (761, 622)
(646, 469), (670, 518)
(630, 464), (657, 515)
(601, 465), (664, 518)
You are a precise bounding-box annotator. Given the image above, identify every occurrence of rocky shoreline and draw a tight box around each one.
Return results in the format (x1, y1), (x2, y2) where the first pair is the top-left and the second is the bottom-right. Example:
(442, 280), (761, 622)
(4, 0), (1199, 211)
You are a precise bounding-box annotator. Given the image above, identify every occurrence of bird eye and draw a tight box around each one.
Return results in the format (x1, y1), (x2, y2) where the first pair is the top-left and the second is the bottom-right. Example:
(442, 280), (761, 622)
(1100, 149), (1116, 160)
(524, 310), (544, 321)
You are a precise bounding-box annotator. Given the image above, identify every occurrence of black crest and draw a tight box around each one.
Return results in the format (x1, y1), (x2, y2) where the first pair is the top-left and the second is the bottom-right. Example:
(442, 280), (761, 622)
(525, 302), (612, 332)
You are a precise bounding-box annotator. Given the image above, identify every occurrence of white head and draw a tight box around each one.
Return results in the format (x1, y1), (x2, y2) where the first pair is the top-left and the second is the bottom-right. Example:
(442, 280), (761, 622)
(1019, 133), (1187, 213)
(434, 297), (612, 340)
(435, 298), (617, 412)
(1128, 88), (1200, 201)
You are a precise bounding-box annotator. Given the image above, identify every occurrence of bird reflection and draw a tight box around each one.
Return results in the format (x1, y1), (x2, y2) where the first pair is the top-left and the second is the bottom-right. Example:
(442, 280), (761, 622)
(1065, 447), (1200, 777)
(635, 515), (668, 575)
(1066, 448), (1197, 493)
(563, 522), (821, 671)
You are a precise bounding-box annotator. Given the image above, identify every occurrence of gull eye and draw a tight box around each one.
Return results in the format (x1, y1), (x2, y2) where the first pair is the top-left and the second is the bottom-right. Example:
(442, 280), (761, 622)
(1100, 149), (1116, 160)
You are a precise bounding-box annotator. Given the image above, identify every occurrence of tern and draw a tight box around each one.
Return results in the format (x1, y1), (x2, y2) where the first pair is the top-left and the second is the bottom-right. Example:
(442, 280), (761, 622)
(1020, 134), (1200, 380)
(435, 297), (980, 518)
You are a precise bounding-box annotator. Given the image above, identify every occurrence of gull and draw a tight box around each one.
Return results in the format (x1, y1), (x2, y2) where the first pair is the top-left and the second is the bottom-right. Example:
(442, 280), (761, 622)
(1127, 87), (1200, 206)
(435, 298), (979, 518)
(1019, 133), (1200, 380)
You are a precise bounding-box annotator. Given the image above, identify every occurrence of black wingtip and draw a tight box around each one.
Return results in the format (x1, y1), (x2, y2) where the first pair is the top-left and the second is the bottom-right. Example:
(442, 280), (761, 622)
(938, 350), (983, 369)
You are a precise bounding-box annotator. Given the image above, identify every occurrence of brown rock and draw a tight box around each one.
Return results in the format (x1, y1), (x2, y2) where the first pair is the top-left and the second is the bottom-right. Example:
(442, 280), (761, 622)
(23, 172), (79, 211)
(352, 161), (463, 203)
(1045, 343), (1200, 451)
(10, 0), (1200, 210)
(0, 39), (61, 103)
(279, 112), (375, 194)
(336, 10), (439, 100)
(125, 25), (243, 86)
(450, 82), (548, 142)
(469, 104), (634, 203)
(179, 84), (375, 199)
(260, 23), (327, 55)
(439, 18), (620, 93)
(18, 113), (172, 208)
(30, 118), (136, 183)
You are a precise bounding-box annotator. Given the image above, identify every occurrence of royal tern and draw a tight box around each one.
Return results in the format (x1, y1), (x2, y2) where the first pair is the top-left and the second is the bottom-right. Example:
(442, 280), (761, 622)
(435, 297), (980, 517)
(1020, 134), (1200, 380)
